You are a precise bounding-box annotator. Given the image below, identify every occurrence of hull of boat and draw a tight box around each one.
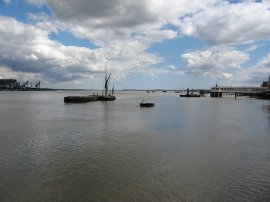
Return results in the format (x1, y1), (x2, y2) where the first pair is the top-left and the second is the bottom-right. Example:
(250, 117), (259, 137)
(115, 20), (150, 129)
(180, 94), (200, 97)
(64, 95), (99, 103)
(98, 95), (116, 101)
(64, 95), (116, 103)
(140, 103), (155, 107)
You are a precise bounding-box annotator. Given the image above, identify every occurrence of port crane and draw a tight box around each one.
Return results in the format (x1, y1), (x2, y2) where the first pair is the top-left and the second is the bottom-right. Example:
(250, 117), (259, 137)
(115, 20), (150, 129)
(20, 80), (28, 88)
(34, 81), (40, 88)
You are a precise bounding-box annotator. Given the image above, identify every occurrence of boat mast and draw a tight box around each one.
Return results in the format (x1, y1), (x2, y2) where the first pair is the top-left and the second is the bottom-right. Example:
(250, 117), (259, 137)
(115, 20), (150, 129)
(104, 58), (108, 97)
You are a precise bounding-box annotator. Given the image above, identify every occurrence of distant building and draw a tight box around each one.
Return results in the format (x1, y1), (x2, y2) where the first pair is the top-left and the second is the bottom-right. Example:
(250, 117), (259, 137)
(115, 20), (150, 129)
(261, 76), (270, 89)
(0, 79), (18, 89)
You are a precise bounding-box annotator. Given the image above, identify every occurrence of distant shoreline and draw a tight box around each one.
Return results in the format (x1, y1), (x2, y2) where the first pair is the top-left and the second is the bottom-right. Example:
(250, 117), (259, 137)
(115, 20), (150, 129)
(0, 88), (211, 92)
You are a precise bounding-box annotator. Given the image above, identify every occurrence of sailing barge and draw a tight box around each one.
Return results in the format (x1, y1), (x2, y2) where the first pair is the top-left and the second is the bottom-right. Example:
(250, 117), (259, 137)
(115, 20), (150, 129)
(64, 60), (116, 103)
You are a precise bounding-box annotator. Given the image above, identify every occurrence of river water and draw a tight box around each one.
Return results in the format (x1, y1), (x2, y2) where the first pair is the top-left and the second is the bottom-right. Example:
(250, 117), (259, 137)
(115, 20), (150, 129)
(0, 91), (270, 202)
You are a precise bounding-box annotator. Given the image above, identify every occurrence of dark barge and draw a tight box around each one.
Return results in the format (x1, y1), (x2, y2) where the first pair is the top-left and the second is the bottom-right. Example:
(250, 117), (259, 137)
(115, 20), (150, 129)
(64, 94), (115, 103)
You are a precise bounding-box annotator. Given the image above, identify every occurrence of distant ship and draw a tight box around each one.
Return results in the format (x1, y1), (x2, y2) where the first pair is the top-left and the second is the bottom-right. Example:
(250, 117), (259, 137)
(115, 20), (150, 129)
(180, 88), (200, 97)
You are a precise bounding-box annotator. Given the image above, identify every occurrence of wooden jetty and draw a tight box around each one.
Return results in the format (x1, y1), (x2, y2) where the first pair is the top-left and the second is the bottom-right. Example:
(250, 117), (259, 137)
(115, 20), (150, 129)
(210, 86), (268, 98)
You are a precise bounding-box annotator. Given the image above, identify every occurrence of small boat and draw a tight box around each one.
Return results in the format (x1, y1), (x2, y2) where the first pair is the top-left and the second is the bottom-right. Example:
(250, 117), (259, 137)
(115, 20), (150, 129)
(140, 100), (155, 107)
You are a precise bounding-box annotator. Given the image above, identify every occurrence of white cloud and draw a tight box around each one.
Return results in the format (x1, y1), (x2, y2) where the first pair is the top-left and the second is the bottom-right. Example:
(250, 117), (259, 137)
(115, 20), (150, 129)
(180, 1), (270, 45)
(137, 65), (180, 77)
(211, 52), (270, 85)
(26, 0), (219, 48)
(26, 0), (45, 6)
(3, 0), (11, 4)
(4, 0), (221, 84)
(1, 0), (231, 85)
(1, 0), (270, 87)
(0, 65), (41, 82)
(27, 0), (218, 28)
(0, 16), (98, 82)
(246, 53), (270, 83)
(0, 15), (164, 83)
(182, 46), (249, 79)
(258, 53), (270, 67)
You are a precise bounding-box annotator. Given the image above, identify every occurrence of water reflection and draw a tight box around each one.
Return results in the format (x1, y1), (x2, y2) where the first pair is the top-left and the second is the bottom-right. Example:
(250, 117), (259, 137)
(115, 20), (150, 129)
(262, 102), (270, 128)
(262, 101), (270, 112)
(1, 92), (270, 201)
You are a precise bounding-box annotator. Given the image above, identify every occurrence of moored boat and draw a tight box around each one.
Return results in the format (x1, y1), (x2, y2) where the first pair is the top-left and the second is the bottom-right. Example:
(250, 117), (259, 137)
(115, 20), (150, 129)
(180, 88), (200, 97)
(140, 100), (155, 107)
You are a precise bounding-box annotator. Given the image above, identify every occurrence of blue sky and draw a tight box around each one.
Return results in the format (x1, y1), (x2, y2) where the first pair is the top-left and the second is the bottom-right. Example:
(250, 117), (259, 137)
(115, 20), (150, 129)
(0, 0), (270, 89)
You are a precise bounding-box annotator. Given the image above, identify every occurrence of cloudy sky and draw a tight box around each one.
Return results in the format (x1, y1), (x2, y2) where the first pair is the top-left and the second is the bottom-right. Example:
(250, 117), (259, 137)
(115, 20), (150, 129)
(0, 0), (270, 89)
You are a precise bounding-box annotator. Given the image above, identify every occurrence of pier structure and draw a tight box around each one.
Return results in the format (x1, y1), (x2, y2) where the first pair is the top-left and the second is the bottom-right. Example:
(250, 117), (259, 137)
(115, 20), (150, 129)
(210, 86), (268, 98)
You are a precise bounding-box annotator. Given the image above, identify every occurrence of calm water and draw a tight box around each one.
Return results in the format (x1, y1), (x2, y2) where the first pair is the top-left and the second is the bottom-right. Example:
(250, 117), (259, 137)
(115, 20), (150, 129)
(0, 91), (270, 202)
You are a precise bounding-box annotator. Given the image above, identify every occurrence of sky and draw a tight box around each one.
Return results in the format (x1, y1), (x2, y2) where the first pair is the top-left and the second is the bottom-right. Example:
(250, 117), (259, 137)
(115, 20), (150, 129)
(0, 0), (270, 89)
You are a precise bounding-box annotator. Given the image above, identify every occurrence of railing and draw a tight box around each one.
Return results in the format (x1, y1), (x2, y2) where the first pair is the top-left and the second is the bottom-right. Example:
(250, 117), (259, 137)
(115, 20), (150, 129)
(211, 86), (268, 94)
